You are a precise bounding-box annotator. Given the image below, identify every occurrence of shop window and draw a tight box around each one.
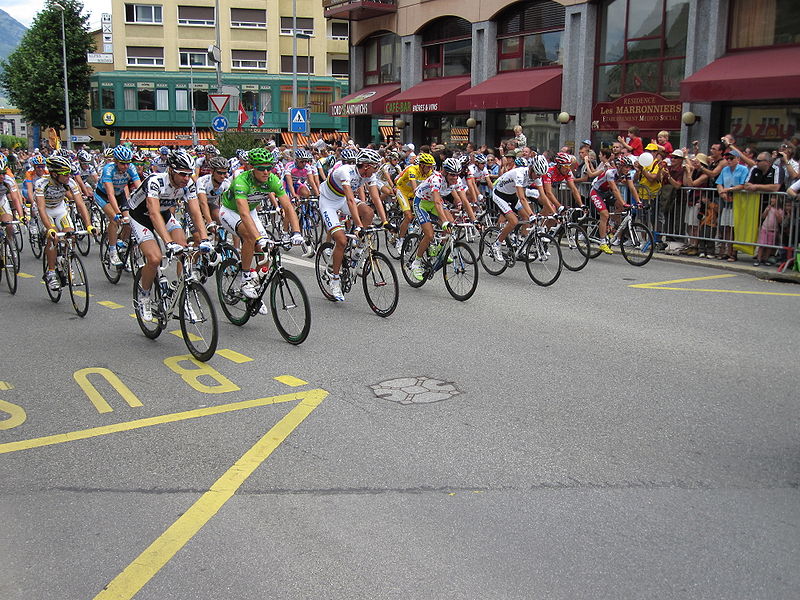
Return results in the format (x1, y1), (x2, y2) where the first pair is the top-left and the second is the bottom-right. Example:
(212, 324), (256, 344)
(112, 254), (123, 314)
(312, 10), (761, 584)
(729, 0), (800, 50)
(138, 88), (155, 110)
(101, 88), (115, 109)
(362, 32), (400, 85)
(125, 4), (162, 24)
(90, 87), (99, 111)
(421, 17), (471, 80)
(496, 0), (565, 72)
(595, 0), (689, 102)
(124, 88), (136, 111)
(280, 90), (331, 113)
(241, 91), (258, 112)
(280, 55), (314, 74)
(177, 6), (214, 26)
(230, 8), (266, 29)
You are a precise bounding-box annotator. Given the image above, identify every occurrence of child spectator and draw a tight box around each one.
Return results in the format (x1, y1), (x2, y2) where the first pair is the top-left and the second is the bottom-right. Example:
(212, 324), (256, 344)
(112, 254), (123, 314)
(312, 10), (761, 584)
(754, 196), (784, 266)
(618, 126), (644, 156)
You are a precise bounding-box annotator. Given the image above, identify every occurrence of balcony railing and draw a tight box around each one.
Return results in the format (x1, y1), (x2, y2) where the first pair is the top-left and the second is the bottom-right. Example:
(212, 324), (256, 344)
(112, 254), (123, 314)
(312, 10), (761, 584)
(323, 0), (397, 21)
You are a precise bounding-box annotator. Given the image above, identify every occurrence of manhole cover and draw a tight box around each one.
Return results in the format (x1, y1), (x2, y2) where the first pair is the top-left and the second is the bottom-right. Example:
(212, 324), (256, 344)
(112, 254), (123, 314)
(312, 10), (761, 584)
(370, 376), (460, 405)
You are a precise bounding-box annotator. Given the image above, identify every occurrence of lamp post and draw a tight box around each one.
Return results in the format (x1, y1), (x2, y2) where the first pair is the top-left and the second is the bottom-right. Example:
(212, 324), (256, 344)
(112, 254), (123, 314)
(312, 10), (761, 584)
(291, 0), (297, 154)
(53, 3), (72, 150)
(296, 33), (311, 131)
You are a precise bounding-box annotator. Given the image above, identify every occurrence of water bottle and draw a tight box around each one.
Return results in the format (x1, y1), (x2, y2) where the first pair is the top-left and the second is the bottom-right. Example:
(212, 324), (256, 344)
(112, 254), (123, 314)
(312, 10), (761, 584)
(159, 275), (171, 296)
(352, 245), (363, 268)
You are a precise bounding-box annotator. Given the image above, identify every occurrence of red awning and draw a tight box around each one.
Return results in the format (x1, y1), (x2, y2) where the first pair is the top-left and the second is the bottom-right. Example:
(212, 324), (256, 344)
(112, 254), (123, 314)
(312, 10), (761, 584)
(279, 131), (350, 146)
(680, 47), (800, 102)
(455, 67), (562, 111)
(328, 83), (401, 117)
(119, 129), (215, 147)
(384, 76), (471, 114)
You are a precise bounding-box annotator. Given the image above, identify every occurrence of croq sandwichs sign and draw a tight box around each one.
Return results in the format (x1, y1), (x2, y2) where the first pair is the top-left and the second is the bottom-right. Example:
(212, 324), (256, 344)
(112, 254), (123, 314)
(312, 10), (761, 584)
(591, 92), (681, 131)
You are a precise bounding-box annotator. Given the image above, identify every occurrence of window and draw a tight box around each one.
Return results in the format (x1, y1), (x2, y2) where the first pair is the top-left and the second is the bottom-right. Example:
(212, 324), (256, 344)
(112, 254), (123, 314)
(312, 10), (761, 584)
(232, 50), (267, 70)
(241, 91), (258, 112)
(280, 17), (313, 36)
(125, 4), (162, 24)
(193, 90), (209, 111)
(230, 8), (266, 28)
(124, 88), (136, 110)
(176, 89), (188, 111)
(102, 88), (115, 109)
(362, 32), (400, 85)
(496, 1), (564, 71)
(72, 114), (87, 129)
(331, 21), (348, 40)
(90, 87), (99, 110)
(126, 46), (164, 67)
(260, 91), (272, 113)
(331, 59), (349, 77)
(180, 49), (211, 68)
(421, 17), (471, 79)
(138, 88), (155, 110)
(156, 89), (169, 110)
(281, 55), (314, 74)
(595, 0), (689, 102)
(177, 5), (215, 26)
(280, 90), (332, 113)
(728, 0), (800, 50)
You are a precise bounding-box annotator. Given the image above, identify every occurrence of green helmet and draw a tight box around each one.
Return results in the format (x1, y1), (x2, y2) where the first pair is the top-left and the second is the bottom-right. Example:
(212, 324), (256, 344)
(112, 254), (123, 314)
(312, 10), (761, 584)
(247, 147), (275, 167)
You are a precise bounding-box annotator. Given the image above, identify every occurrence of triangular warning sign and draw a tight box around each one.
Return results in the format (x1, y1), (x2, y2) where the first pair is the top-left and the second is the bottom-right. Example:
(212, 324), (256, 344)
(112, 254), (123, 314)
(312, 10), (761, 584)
(208, 94), (230, 114)
(292, 111), (306, 124)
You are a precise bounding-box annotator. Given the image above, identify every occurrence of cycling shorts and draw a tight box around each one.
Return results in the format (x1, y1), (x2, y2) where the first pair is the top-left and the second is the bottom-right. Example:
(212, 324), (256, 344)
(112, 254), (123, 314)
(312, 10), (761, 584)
(95, 190), (129, 212)
(590, 189), (611, 212)
(491, 190), (521, 214)
(413, 197), (439, 226)
(130, 213), (182, 245)
(396, 190), (412, 213)
(45, 203), (73, 231)
(219, 205), (268, 240)
(0, 196), (10, 217)
(319, 194), (360, 233)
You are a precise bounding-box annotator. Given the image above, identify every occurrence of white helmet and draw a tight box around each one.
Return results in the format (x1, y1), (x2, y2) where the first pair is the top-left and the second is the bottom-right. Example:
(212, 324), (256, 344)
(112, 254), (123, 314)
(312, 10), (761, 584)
(530, 155), (549, 176)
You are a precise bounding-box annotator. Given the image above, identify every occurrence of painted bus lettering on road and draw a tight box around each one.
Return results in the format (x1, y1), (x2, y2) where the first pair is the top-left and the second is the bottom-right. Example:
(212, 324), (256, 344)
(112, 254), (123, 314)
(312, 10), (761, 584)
(74, 368), (144, 414)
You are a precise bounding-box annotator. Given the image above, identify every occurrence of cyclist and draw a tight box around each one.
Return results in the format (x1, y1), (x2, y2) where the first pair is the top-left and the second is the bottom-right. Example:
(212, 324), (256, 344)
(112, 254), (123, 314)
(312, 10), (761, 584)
(197, 155), (230, 227)
(465, 153), (492, 207)
(96, 145), (141, 267)
(36, 155), (95, 291)
(408, 157), (463, 281)
(541, 151), (584, 213)
(77, 150), (98, 189)
(284, 148), (320, 200)
(102, 147), (115, 165)
(0, 155), (25, 238)
(194, 144), (215, 179)
(589, 155), (640, 255)
(128, 150), (212, 321)
(393, 152), (436, 252)
(151, 146), (170, 174)
(318, 148), (385, 301)
(219, 147), (301, 299)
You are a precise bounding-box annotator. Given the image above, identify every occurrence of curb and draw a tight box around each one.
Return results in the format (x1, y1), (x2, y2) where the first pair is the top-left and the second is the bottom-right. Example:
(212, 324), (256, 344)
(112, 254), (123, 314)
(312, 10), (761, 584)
(649, 252), (800, 284)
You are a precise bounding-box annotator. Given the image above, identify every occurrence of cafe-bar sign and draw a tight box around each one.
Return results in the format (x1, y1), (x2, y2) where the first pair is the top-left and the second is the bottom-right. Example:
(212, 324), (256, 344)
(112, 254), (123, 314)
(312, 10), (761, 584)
(591, 92), (681, 131)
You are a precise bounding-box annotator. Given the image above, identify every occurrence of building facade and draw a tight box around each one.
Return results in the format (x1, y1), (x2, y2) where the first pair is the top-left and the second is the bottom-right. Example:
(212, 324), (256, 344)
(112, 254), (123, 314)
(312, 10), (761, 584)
(90, 0), (352, 145)
(327, 0), (800, 153)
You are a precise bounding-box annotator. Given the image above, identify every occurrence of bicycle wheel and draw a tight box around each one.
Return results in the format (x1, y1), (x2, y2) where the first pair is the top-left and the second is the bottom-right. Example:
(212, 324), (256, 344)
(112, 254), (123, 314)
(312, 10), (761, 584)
(67, 253), (89, 317)
(5, 227), (21, 274)
(29, 225), (43, 259)
(42, 252), (61, 303)
(525, 233), (563, 287)
(133, 268), (163, 339)
(215, 257), (251, 326)
(581, 217), (603, 259)
(620, 222), (654, 266)
(99, 232), (123, 284)
(270, 269), (311, 344)
(478, 226), (508, 276)
(180, 282), (218, 362)
(2, 237), (17, 294)
(75, 229), (91, 256)
(128, 241), (144, 277)
(558, 223), (590, 272)
(400, 234), (426, 288)
(314, 242), (337, 300)
(443, 241), (478, 301)
(12, 221), (23, 253)
(91, 204), (106, 237)
(362, 251), (399, 317)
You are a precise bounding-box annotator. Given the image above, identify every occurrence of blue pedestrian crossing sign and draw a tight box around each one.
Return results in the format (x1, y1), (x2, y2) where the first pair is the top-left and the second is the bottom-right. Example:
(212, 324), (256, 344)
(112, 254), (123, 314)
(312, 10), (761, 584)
(211, 115), (229, 132)
(288, 107), (309, 134)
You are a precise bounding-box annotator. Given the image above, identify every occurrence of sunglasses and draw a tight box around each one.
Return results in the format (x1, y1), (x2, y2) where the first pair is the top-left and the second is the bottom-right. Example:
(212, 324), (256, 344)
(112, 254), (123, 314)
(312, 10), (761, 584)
(253, 165), (273, 171)
(173, 170), (193, 177)
(214, 170), (228, 175)
(725, 156), (736, 161)
(117, 161), (131, 166)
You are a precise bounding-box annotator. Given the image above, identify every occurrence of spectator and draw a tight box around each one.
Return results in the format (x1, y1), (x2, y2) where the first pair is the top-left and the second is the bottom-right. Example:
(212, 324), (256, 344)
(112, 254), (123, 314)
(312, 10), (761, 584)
(699, 142), (726, 181)
(638, 143), (663, 205)
(754, 196), (784, 266)
(715, 151), (750, 262)
(778, 144), (799, 187)
(722, 134), (756, 168)
(683, 151), (709, 255)
(660, 148), (686, 238)
(618, 126), (644, 156)
(513, 125), (527, 149)
(574, 142), (599, 183)
(652, 130), (674, 155)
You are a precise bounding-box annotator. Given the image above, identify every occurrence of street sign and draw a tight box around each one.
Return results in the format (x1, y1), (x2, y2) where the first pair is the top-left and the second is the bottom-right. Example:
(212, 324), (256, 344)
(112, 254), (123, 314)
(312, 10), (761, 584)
(71, 135), (93, 143)
(288, 107), (309, 134)
(208, 94), (230, 114)
(175, 134), (193, 140)
(211, 115), (229, 133)
(87, 53), (113, 64)
(102, 112), (115, 125)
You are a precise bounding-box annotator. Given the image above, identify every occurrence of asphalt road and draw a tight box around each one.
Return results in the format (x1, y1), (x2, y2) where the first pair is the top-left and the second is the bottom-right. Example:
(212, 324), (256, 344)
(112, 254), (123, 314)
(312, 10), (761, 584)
(0, 240), (798, 599)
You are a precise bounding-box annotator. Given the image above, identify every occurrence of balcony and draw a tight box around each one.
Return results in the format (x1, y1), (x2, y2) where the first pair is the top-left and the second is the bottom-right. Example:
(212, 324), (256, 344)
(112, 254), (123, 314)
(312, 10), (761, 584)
(323, 0), (397, 21)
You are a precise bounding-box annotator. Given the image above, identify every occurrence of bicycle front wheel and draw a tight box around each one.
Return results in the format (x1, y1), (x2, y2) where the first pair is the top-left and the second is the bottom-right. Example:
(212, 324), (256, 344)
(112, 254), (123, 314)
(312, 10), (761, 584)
(314, 242), (337, 300)
(215, 257), (251, 326)
(443, 241), (478, 301)
(133, 268), (163, 339)
(180, 282), (218, 362)
(384, 215), (403, 259)
(581, 217), (603, 259)
(525, 233), (562, 287)
(2, 236), (17, 294)
(558, 223), (590, 272)
(478, 226), (508, 276)
(100, 232), (123, 284)
(29, 226), (43, 259)
(67, 253), (89, 317)
(362, 251), (399, 317)
(42, 252), (61, 303)
(400, 234), (426, 288)
(620, 222), (654, 266)
(270, 269), (311, 344)
(12, 221), (23, 253)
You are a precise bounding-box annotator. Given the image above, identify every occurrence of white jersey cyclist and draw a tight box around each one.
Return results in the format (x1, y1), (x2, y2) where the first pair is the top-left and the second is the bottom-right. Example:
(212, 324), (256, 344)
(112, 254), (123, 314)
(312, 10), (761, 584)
(490, 165), (536, 213)
(196, 173), (231, 206)
(318, 162), (379, 233)
(128, 171), (197, 244)
(0, 172), (20, 216)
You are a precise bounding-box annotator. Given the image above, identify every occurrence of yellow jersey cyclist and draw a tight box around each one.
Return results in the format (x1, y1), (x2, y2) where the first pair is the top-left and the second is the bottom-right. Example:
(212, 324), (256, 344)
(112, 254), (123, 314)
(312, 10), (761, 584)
(0, 155), (25, 238)
(393, 152), (436, 252)
(128, 150), (212, 321)
(219, 147), (302, 299)
(409, 157), (463, 281)
(36, 155), (96, 291)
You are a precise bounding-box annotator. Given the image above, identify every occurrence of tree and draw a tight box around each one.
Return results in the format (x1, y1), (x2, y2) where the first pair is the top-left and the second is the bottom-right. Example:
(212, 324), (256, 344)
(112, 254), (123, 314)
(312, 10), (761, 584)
(0, 0), (94, 130)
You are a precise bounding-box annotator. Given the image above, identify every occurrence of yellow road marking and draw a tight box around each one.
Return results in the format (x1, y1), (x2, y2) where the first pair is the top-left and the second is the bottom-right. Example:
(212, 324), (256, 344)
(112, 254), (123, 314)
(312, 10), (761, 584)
(0, 390), (325, 455)
(129, 314), (137, 319)
(94, 389), (327, 599)
(72, 290), (92, 297)
(0, 381), (13, 391)
(630, 274), (800, 297)
(98, 300), (124, 309)
(274, 375), (307, 387)
(629, 274), (737, 288)
(0, 398), (26, 430)
(18, 272), (34, 278)
(168, 330), (202, 342)
(74, 368), (144, 414)
(215, 349), (253, 363)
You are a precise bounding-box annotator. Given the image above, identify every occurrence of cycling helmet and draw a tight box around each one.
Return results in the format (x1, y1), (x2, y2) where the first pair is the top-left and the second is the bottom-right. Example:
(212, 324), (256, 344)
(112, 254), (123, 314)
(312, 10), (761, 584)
(168, 149), (195, 171)
(530, 155), (549, 176)
(113, 145), (134, 162)
(159, 145), (169, 155)
(236, 149), (249, 163)
(134, 151), (149, 163)
(417, 153), (436, 166)
(554, 152), (572, 166)
(514, 157), (529, 167)
(205, 144), (217, 153)
(103, 148), (115, 159)
(209, 156), (228, 171)
(356, 148), (381, 166)
(31, 155), (47, 167)
(76, 150), (91, 163)
(227, 157), (238, 171)
(56, 148), (74, 158)
(442, 157), (462, 174)
(46, 155), (73, 174)
(0, 156), (6, 172)
(295, 148), (313, 161)
(194, 144), (205, 153)
(615, 155), (635, 169)
(473, 153), (487, 164)
(388, 151), (400, 161)
(247, 147), (275, 166)
(340, 148), (358, 163)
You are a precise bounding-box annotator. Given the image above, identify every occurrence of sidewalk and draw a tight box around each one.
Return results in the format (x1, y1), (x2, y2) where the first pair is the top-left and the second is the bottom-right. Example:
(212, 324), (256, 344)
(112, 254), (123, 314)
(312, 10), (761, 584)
(650, 251), (800, 284)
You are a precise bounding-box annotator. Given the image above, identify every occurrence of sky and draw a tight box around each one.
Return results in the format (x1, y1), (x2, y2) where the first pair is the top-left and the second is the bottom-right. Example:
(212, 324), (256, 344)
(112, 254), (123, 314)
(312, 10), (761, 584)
(3, 0), (112, 30)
